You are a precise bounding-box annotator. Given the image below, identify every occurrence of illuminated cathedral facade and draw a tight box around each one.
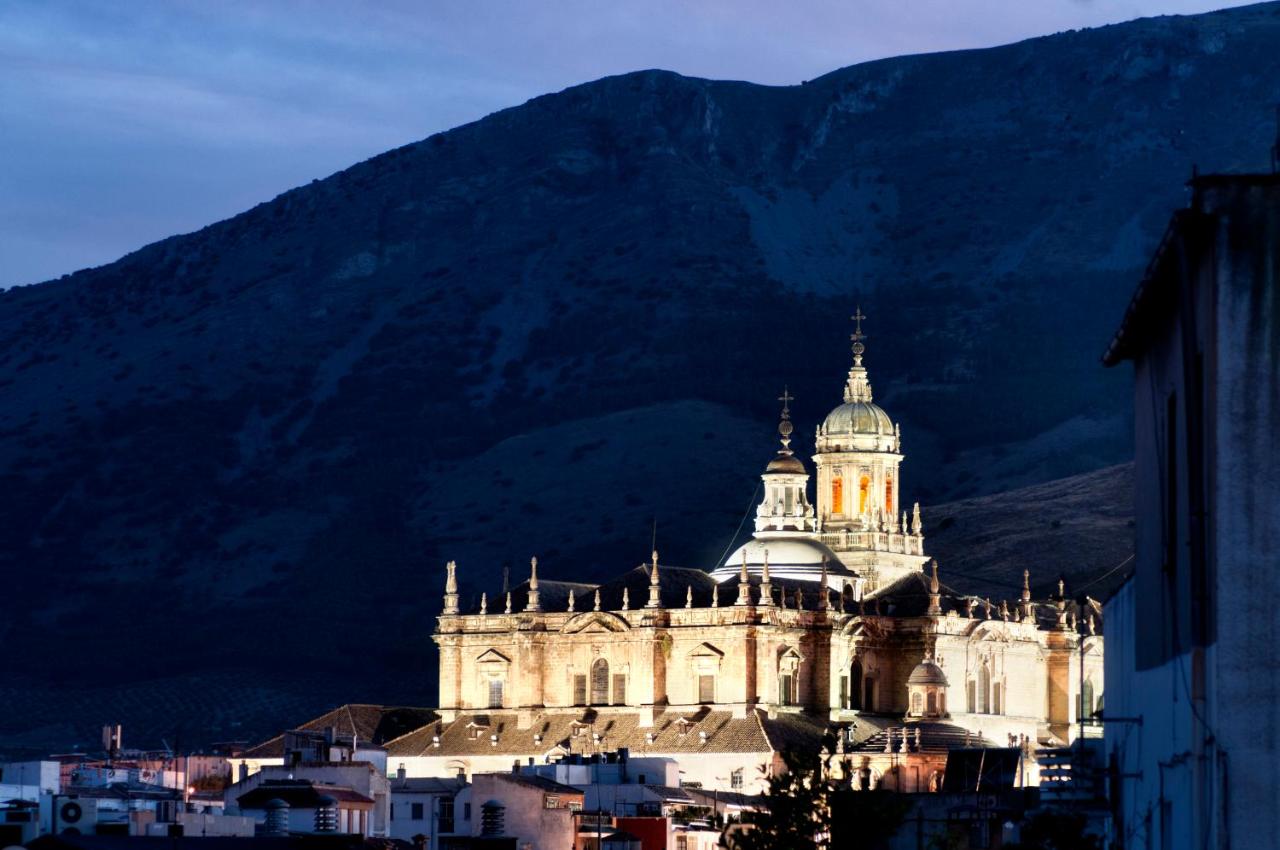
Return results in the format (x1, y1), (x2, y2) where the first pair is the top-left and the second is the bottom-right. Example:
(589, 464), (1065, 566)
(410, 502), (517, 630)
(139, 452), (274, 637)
(420, 315), (1104, 794)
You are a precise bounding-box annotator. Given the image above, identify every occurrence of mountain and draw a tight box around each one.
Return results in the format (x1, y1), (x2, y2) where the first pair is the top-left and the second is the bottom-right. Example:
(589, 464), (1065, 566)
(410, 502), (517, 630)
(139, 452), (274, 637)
(3, 3), (1278, 752)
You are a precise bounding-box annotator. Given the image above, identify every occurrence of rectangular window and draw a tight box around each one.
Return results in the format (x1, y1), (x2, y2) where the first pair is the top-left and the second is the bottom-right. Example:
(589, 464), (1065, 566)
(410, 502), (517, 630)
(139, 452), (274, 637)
(410, 803), (424, 821)
(488, 679), (504, 709)
(993, 682), (1002, 715)
(967, 681), (976, 713)
(839, 675), (849, 710)
(676, 836), (688, 850)
(613, 673), (626, 705)
(730, 769), (743, 790)
(698, 674), (715, 704)
(545, 796), (559, 809)
(780, 674), (794, 706)
(573, 675), (587, 706)
(389, 804), (394, 821)
(439, 799), (454, 833)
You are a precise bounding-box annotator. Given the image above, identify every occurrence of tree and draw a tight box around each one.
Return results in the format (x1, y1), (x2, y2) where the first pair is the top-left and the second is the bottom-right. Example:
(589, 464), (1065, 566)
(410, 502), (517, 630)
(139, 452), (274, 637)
(730, 746), (833, 850)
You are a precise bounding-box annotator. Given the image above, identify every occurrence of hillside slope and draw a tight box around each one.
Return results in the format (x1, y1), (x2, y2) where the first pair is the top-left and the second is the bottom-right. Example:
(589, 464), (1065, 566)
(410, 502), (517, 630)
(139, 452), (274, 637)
(3, 3), (1275, 750)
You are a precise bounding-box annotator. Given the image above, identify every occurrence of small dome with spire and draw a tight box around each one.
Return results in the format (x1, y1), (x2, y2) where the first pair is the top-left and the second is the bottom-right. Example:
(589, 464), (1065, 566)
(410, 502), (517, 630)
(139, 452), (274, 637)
(907, 656), (949, 687)
(765, 386), (807, 474)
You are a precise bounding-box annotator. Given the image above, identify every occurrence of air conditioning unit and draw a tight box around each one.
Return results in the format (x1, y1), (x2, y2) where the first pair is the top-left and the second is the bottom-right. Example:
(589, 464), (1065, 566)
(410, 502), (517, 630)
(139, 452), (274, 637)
(55, 797), (99, 834)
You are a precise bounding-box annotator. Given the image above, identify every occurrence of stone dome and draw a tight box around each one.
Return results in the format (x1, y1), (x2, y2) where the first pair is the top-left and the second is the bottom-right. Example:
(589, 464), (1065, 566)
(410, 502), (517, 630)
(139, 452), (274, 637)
(907, 657), (949, 687)
(713, 536), (852, 585)
(822, 400), (894, 437)
(764, 453), (807, 475)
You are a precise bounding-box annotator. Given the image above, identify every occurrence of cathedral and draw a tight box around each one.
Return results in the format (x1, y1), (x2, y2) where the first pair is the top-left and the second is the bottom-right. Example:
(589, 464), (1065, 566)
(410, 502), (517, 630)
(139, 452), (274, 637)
(417, 316), (1104, 794)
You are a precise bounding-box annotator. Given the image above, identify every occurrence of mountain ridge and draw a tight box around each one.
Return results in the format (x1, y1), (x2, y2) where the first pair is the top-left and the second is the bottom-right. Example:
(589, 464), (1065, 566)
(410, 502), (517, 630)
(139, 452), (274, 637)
(2, 2), (1277, 749)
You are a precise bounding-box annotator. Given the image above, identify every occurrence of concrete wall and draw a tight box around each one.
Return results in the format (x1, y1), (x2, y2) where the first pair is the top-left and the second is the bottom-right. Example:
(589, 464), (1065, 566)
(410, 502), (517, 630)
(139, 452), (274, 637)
(1105, 178), (1280, 850)
(468, 774), (579, 850)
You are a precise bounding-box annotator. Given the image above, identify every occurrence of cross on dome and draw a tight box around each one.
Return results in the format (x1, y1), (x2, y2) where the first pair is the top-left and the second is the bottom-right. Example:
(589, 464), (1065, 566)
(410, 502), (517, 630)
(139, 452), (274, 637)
(843, 307), (874, 402)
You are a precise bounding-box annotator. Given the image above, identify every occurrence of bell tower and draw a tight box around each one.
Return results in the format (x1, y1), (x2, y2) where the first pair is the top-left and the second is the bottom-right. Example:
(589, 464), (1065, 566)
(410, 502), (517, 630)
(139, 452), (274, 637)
(812, 309), (927, 590)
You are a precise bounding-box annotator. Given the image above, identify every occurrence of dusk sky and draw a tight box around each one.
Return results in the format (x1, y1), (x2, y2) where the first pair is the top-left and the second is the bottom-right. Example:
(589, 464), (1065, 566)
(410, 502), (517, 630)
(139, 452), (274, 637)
(0, 0), (1253, 288)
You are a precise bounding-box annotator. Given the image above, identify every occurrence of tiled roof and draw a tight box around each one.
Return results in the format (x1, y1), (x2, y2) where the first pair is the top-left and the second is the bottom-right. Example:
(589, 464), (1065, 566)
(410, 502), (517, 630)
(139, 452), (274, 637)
(849, 721), (998, 754)
(62, 784), (179, 801)
(487, 565), (724, 614)
(389, 776), (466, 794)
(236, 781), (373, 808)
(683, 788), (763, 810)
(486, 580), (599, 615)
(385, 707), (830, 758)
(498, 773), (583, 795)
(639, 784), (694, 803)
(242, 704), (438, 759)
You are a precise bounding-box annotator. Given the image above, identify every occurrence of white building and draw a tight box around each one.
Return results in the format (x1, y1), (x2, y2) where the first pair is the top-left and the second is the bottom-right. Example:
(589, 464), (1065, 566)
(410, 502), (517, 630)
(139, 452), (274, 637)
(1102, 171), (1280, 850)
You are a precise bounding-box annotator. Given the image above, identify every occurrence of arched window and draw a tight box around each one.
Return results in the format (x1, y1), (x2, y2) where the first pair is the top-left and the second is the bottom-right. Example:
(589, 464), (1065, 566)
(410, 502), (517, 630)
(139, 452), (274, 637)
(1082, 679), (1095, 722)
(885, 477), (894, 515)
(831, 476), (844, 515)
(850, 661), (863, 710)
(858, 475), (870, 514)
(590, 659), (610, 706)
(911, 692), (922, 714)
(927, 690), (938, 715)
(993, 681), (1003, 715)
(977, 663), (991, 714)
(966, 680), (976, 713)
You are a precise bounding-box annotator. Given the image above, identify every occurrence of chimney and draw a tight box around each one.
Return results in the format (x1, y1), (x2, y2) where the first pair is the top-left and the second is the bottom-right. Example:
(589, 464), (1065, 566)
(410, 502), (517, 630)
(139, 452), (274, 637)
(397, 764), (407, 780)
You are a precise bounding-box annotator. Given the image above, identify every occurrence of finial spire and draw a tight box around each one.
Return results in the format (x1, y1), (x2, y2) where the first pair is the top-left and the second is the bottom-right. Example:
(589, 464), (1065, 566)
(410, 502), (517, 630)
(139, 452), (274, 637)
(504, 591), (512, 614)
(759, 548), (774, 606)
(1020, 569), (1034, 621)
(480, 591), (488, 616)
(820, 559), (831, 611)
(927, 559), (942, 616)
(594, 588), (602, 611)
(843, 306), (874, 403)
(777, 386), (795, 454)
(622, 586), (630, 610)
(736, 550), (752, 606)
(711, 582), (719, 608)
(646, 550), (662, 608)
(686, 585), (693, 608)
(443, 561), (460, 615)
(526, 556), (540, 612)
(567, 588), (575, 613)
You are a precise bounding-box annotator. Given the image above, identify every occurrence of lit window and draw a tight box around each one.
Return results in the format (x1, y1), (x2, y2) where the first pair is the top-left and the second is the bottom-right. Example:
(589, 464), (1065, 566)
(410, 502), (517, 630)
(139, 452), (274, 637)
(885, 477), (893, 515)
(831, 477), (843, 514)
(859, 476), (870, 513)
